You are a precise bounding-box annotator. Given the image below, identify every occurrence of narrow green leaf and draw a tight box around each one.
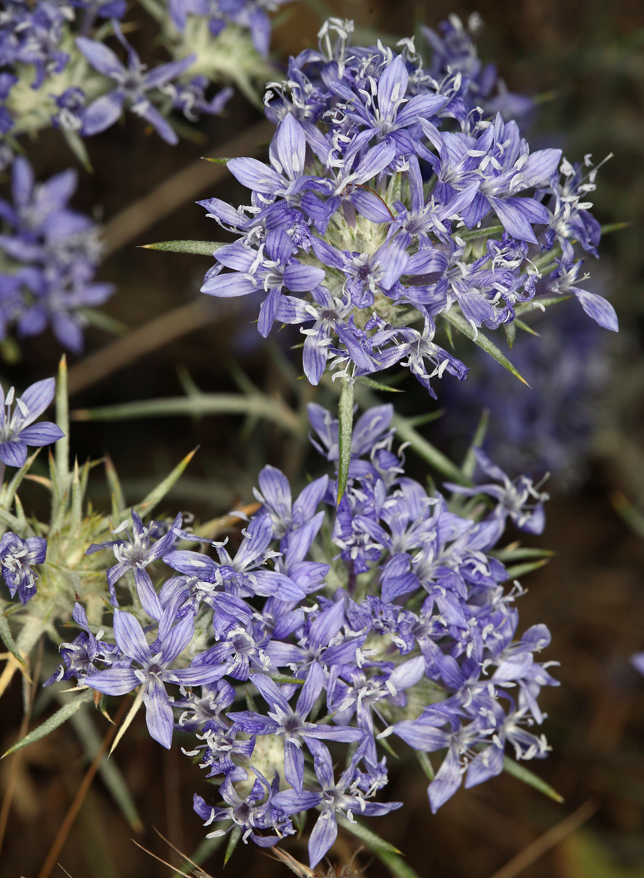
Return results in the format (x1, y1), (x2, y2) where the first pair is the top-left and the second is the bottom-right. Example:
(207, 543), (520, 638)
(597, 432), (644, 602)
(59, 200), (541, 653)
(515, 295), (571, 318)
(391, 414), (470, 486)
(504, 321), (516, 349)
(1, 449), (40, 511)
(461, 410), (489, 481)
(56, 354), (70, 487)
(456, 224), (504, 242)
(406, 409), (445, 427)
(71, 393), (301, 435)
(354, 376), (403, 393)
(269, 674), (306, 684)
(202, 156), (230, 164)
(600, 221), (632, 235)
(69, 460), (83, 538)
(135, 448), (198, 518)
(0, 603), (25, 666)
(140, 240), (223, 256)
(76, 307), (129, 337)
(337, 376), (354, 506)
(3, 689), (94, 757)
(503, 755), (564, 802)
(337, 814), (401, 854)
(224, 824), (242, 865)
(105, 456), (125, 520)
(416, 750), (435, 781)
(444, 317), (455, 349)
(514, 318), (540, 337)
(443, 310), (530, 387)
(375, 849), (423, 878)
(505, 559), (551, 579)
(61, 127), (93, 173)
(0, 506), (23, 532)
(493, 545), (555, 562)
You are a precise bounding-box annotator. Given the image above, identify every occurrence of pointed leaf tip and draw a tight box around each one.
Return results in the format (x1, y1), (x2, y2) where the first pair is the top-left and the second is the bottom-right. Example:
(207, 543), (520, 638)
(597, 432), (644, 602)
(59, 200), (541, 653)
(503, 755), (564, 802)
(139, 240), (221, 255)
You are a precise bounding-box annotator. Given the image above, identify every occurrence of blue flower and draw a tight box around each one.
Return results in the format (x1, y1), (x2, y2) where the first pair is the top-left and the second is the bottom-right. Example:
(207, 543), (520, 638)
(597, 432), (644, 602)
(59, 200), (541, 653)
(83, 609), (228, 748)
(0, 531), (46, 604)
(76, 22), (196, 144)
(0, 377), (63, 467)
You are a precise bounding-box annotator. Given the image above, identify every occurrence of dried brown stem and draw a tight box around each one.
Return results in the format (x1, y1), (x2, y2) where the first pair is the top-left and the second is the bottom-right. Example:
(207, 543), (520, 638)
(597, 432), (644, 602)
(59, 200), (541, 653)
(102, 118), (274, 258)
(36, 697), (130, 878)
(67, 298), (217, 396)
(67, 117), (274, 397)
(487, 799), (597, 878)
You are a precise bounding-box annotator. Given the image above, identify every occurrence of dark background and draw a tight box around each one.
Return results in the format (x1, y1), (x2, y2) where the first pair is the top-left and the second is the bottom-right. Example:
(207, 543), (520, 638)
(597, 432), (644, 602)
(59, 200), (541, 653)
(2, 1), (644, 876)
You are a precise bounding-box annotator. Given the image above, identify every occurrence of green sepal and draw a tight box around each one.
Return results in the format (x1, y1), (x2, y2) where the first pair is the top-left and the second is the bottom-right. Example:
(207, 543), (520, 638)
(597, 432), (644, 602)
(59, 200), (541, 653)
(337, 377), (354, 507)
(354, 375), (403, 393)
(224, 824), (243, 865)
(202, 156), (230, 164)
(443, 309), (530, 387)
(503, 755), (564, 802)
(139, 240), (224, 255)
(0, 601), (26, 666)
(504, 321), (516, 349)
(3, 689), (94, 758)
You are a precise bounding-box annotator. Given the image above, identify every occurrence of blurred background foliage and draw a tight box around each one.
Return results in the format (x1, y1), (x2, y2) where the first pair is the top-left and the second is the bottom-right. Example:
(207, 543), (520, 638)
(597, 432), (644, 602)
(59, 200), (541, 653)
(2, 0), (644, 876)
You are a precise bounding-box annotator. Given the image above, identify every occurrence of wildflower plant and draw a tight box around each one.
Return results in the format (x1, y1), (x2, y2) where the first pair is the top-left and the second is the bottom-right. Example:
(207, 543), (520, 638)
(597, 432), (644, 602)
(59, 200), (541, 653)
(0, 11), (623, 878)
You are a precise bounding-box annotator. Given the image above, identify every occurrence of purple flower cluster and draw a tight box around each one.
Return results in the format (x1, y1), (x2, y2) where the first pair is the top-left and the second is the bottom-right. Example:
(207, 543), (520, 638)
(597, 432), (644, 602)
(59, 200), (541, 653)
(199, 18), (617, 394)
(57, 403), (557, 867)
(0, 530), (47, 604)
(0, 0), (245, 162)
(421, 13), (534, 122)
(169, 0), (291, 58)
(0, 156), (114, 352)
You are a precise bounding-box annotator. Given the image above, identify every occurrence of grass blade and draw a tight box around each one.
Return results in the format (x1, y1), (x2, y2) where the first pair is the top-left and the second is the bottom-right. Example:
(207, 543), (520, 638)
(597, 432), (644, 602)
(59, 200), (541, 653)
(3, 689), (94, 758)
